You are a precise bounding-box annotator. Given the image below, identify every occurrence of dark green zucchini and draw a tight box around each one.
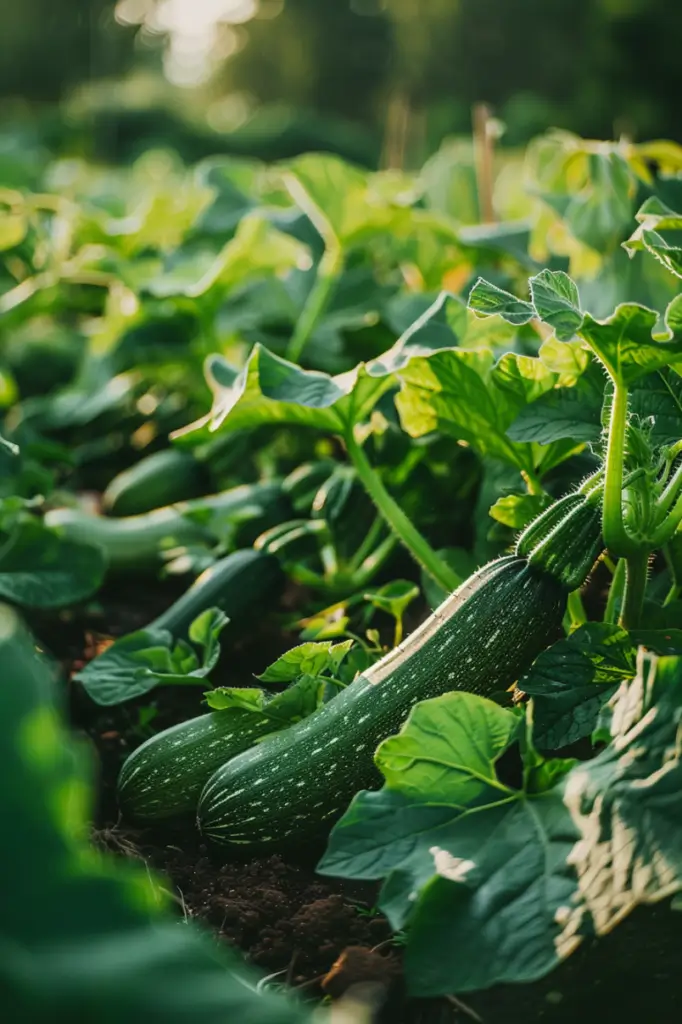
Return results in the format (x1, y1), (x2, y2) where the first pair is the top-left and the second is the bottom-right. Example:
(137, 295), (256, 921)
(117, 708), (279, 821)
(75, 548), (284, 707)
(197, 490), (603, 849)
(152, 547), (282, 637)
(197, 555), (565, 848)
(517, 490), (604, 590)
(103, 449), (211, 516)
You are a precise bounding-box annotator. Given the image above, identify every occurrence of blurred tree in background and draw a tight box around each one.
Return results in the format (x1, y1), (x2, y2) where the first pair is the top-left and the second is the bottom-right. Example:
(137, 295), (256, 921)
(0, 0), (680, 165)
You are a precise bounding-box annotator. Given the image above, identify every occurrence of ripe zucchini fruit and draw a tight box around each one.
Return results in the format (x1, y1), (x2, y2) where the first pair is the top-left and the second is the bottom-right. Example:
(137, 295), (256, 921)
(117, 708), (279, 821)
(44, 480), (289, 570)
(197, 490), (603, 849)
(102, 449), (211, 516)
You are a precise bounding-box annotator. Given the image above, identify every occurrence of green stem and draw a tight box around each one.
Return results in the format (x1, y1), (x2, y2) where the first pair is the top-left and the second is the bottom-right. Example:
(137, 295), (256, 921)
(521, 468), (543, 496)
(566, 590), (587, 632)
(347, 516), (384, 574)
(344, 429), (460, 593)
(602, 383), (638, 557)
(651, 488), (682, 548)
(354, 534), (397, 588)
(286, 246), (343, 364)
(657, 461), (682, 519)
(620, 550), (649, 630)
(604, 558), (626, 623)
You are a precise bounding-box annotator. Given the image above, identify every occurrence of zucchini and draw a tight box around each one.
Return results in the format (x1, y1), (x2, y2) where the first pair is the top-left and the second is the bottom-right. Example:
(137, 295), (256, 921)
(76, 548), (284, 706)
(117, 708), (278, 821)
(152, 547), (283, 637)
(197, 491), (603, 849)
(102, 449), (211, 516)
(44, 480), (289, 570)
(517, 490), (604, 590)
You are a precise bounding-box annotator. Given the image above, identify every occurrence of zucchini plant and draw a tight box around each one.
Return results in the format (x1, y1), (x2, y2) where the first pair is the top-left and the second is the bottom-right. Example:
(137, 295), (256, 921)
(314, 204), (682, 999)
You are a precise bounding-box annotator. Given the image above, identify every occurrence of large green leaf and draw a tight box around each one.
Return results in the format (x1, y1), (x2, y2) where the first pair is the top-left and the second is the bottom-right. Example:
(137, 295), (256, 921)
(394, 346), (564, 471)
(507, 383), (603, 445)
(144, 214), (308, 300)
(579, 296), (682, 385)
(321, 659), (682, 995)
(375, 694), (520, 803)
(174, 297), (482, 445)
(285, 153), (413, 250)
(0, 515), (105, 609)
(173, 344), (389, 441)
(0, 605), (313, 1023)
(560, 151), (635, 254)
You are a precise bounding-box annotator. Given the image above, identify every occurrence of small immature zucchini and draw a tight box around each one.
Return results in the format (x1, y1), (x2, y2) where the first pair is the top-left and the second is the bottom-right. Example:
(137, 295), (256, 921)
(151, 547), (283, 637)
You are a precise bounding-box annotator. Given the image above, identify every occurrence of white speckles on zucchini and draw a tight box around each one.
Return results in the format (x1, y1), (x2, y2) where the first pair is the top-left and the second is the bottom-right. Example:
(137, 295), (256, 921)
(197, 556), (567, 850)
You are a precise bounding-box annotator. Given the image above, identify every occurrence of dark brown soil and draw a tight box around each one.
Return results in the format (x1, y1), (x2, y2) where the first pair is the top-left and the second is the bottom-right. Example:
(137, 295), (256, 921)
(48, 578), (682, 1024)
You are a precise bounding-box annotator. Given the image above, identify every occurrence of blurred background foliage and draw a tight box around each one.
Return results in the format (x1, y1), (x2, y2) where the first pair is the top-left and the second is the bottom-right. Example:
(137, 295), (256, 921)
(1, 0), (681, 171)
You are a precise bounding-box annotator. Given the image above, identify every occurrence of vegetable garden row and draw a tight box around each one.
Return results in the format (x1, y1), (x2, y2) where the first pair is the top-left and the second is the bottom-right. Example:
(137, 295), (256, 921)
(2, 129), (682, 1022)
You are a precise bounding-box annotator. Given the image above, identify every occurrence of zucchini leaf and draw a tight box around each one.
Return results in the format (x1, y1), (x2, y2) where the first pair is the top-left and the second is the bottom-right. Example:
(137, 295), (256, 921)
(75, 608), (229, 706)
(172, 293), (507, 446)
(205, 638), (358, 733)
(320, 655), (682, 995)
(519, 622), (636, 750)
(394, 346), (579, 474)
(257, 639), (353, 683)
(624, 197), (682, 279)
(205, 674), (329, 730)
(0, 502), (106, 609)
(470, 269), (682, 385)
(0, 604), (313, 1024)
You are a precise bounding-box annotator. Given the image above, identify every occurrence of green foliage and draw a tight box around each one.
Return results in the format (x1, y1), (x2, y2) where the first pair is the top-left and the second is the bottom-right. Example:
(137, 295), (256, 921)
(0, 603), (313, 1023)
(321, 651), (682, 995)
(76, 608), (229, 706)
(0, 499), (106, 608)
(3, 127), (682, 1008)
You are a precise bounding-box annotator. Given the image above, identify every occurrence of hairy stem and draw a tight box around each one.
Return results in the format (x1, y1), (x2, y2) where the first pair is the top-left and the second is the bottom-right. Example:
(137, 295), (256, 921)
(345, 430), (460, 593)
(651, 488), (682, 548)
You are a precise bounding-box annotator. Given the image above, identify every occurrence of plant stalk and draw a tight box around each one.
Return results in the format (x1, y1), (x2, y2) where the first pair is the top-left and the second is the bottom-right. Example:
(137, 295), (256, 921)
(602, 383), (638, 557)
(344, 430), (460, 593)
(603, 558), (626, 624)
(286, 246), (343, 364)
(650, 488), (682, 548)
(620, 550), (649, 630)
